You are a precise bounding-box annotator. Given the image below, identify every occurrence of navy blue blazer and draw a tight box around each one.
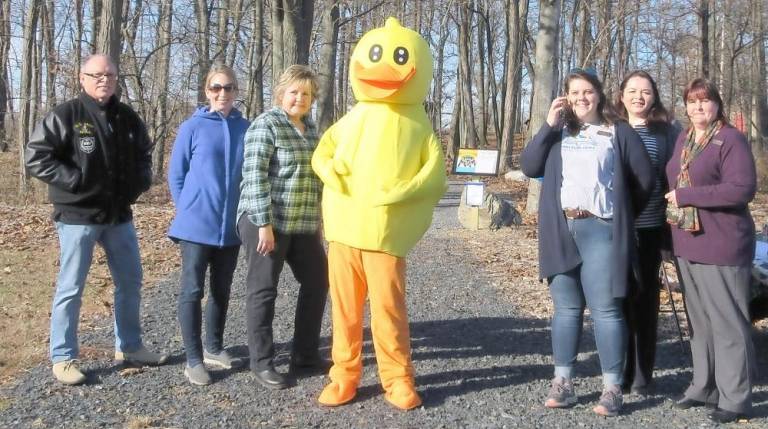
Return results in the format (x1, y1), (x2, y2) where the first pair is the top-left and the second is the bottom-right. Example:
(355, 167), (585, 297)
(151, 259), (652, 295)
(521, 121), (654, 298)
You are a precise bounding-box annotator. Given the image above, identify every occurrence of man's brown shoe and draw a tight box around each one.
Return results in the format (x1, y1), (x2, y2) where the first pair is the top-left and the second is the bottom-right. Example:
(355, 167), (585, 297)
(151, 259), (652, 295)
(52, 360), (86, 385)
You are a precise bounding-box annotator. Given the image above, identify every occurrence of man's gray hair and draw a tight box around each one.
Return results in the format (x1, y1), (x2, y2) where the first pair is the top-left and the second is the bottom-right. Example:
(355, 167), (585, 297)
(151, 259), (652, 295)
(81, 53), (117, 72)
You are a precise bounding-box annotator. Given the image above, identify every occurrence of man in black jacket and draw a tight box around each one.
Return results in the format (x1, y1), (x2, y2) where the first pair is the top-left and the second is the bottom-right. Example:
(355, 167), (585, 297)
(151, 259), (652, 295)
(25, 54), (168, 385)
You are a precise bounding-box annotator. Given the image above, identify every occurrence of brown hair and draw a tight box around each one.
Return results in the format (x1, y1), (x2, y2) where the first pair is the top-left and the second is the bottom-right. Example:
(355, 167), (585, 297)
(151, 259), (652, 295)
(682, 78), (729, 126)
(563, 70), (617, 135)
(204, 63), (238, 91)
(614, 70), (671, 134)
(273, 65), (319, 106)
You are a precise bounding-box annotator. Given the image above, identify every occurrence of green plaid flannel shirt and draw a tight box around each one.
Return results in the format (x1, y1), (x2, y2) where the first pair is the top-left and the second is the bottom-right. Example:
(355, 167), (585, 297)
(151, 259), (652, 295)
(237, 107), (322, 234)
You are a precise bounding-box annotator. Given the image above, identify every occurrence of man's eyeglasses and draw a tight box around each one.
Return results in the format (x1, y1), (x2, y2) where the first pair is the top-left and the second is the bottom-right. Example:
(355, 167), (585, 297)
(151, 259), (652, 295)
(82, 72), (117, 81)
(208, 84), (236, 93)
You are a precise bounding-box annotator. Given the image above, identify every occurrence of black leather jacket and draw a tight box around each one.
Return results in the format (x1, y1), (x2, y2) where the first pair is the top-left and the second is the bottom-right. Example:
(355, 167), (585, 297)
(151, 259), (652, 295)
(25, 93), (154, 224)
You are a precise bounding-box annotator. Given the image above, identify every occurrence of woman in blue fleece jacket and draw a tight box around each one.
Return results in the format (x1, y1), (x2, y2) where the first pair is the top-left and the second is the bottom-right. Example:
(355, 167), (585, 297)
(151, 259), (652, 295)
(168, 64), (250, 385)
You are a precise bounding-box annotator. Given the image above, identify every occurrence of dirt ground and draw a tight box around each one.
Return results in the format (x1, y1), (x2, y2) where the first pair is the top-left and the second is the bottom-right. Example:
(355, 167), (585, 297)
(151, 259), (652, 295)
(1, 150), (767, 384)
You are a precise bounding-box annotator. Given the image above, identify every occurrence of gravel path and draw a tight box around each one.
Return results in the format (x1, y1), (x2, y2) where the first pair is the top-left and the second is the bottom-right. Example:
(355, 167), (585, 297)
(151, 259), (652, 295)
(2, 184), (767, 428)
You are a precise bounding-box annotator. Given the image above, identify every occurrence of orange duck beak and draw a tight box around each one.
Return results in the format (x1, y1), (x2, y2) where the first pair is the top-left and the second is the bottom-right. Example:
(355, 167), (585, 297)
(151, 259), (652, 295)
(353, 60), (416, 99)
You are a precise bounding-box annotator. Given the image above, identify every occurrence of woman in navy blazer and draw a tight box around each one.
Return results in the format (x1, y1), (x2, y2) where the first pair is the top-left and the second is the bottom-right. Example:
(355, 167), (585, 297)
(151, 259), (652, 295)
(521, 69), (653, 417)
(168, 64), (250, 385)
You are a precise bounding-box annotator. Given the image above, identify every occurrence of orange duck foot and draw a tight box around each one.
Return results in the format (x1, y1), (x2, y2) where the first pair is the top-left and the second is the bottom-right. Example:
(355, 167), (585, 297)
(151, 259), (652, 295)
(384, 381), (422, 411)
(318, 381), (358, 407)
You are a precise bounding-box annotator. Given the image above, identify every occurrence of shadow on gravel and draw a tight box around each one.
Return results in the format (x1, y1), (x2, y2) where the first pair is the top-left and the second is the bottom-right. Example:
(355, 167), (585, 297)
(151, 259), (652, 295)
(408, 317), (552, 406)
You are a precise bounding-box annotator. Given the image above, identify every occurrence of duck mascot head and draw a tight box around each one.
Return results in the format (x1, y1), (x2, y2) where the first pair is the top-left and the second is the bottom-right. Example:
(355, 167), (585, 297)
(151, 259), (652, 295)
(349, 17), (433, 104)
(312, 17), (446, 411)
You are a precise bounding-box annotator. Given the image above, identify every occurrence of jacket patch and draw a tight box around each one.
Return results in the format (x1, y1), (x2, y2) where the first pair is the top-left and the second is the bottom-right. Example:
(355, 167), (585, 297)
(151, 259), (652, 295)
(74, 122), (95, 136)
(712, 139), (723, 146)
(79, 137), (96, 153)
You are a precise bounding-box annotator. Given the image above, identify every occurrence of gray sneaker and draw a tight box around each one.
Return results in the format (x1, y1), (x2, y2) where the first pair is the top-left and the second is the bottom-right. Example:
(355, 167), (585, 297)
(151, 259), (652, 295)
(593, 384), (623, 417)
(184, 364), (212, 386)
(544, 376), (577, 408)
(203, 349), (242, 369)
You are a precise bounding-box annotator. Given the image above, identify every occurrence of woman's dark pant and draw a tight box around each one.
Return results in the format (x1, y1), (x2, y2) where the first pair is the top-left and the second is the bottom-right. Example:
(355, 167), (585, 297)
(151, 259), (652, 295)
(623, 226), (663, 390)
(238, 216), (329, 371)
(177, 240), (240, 366)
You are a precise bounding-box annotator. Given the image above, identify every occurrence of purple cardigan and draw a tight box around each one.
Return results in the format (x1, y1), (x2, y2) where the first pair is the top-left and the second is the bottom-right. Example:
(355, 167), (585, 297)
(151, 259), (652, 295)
(666, 125), (756, 266)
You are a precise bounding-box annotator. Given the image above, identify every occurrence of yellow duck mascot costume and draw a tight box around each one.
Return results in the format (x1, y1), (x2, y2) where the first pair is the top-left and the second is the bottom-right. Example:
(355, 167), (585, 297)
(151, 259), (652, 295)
(312, 17), (447, 410)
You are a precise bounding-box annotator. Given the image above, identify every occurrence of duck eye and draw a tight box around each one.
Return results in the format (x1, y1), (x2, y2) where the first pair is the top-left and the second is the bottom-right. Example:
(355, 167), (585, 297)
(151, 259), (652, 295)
(369, 44), (383, 62)
(393, 46), (409, 65)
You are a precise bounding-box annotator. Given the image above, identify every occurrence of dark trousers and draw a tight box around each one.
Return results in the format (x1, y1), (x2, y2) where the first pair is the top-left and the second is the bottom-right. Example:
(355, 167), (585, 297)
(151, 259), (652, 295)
(623, 227), (663, 390)
(177, 240), (240, 366)
(238, 216), (329, 371)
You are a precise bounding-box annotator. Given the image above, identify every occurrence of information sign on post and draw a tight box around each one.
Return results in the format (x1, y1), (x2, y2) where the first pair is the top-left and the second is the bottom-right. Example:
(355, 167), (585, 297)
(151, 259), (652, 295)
(453, 148), (500, 176)
(465, 181), (484, 207)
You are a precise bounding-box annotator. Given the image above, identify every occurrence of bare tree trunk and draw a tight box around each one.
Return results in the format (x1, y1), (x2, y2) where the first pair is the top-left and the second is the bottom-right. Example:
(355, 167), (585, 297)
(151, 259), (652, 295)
(73, 0), (84, 97)
(151, 0), (174, 183)
(92, 0), (103, 51)
(476, 1), (488, 147)
(753, 0), (768, 147)
(121, 0), (144, 109)
(335, 18), (352, 118)
(482, 3), (501, 147)
(0, 0), (11, 152)
(216, 0), (230, 62)
(41, 0), (56, 110)
(698, 0), (710, 77)
(458, 1), (479, 148)
(500, 0), (528, 172)
(576, 0), (591, 66)
(195, 0), (211, 104)
(526, 0), (560, 213)
(271, 0), (315, 90)
(245, 0), (264, 116)
(430, 10), (450, 130)
(594, 0), (612, 88)
(316, 0), (339, 132)
(225, 0), (245, 67)
(96, 0), (123, 71)
(18, 0), (42, 191)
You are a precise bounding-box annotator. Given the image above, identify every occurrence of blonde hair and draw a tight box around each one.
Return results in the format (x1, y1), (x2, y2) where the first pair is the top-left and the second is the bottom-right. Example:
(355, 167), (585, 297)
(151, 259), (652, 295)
(204, 63), (238, 90)
(273, 65), (319, 106)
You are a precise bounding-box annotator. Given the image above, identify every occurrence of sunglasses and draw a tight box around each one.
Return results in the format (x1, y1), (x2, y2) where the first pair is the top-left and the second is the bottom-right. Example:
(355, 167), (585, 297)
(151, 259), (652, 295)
(569, 67), (598, 77)
(208, 84), (236, 93)
(82, 72), (117, 81)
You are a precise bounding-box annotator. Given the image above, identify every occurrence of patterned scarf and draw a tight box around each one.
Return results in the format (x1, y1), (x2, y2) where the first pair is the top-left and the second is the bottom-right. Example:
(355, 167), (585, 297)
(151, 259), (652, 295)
(666, 121), (722, 231)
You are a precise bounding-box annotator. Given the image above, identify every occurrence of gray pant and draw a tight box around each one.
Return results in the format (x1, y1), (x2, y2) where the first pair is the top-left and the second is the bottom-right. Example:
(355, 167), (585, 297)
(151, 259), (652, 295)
(678, 258), (755, 413)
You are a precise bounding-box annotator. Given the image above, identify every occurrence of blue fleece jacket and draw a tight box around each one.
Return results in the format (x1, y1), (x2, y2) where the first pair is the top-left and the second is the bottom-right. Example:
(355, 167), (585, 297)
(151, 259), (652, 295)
(168, 107), (250, 247)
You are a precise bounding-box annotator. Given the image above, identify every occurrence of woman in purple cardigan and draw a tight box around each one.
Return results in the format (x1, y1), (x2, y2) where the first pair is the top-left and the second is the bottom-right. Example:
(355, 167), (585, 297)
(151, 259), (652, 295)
(665, 78), (756, 424)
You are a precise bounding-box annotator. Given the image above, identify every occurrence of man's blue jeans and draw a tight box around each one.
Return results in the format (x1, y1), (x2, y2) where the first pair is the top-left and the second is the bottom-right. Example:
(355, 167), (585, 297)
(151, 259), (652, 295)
(549, 217), (626, 386)
(50, 221), (144, 363)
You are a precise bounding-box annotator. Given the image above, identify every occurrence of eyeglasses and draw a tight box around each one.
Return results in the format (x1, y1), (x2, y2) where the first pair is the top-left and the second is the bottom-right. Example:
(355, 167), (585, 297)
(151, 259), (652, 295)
(82, 72), (117, 81)
(208, 84), (236, 93)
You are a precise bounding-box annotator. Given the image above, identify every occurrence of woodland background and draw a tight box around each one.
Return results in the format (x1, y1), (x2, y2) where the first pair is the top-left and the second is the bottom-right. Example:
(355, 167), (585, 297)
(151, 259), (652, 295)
(0, 0), (766, 193)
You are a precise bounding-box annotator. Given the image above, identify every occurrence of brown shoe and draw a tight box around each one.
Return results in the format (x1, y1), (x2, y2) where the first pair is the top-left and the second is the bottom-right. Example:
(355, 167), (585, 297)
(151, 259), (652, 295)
(52, 360), (86, 385)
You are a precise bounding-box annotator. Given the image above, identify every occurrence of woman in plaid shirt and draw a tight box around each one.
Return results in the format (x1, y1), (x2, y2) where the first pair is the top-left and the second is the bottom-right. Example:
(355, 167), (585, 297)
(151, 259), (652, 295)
(237, 65), (329, 390)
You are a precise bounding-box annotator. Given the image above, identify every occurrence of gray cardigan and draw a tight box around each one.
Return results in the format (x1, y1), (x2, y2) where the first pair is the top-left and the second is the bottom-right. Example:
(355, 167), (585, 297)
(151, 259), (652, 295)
(521, 121), (654, 298)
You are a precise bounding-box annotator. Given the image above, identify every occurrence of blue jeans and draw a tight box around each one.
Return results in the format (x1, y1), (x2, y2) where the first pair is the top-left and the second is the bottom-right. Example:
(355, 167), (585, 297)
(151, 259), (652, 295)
(177, 241), (239, 366)
(549, 217), (626, 386)
(50, 221), (144, 363)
